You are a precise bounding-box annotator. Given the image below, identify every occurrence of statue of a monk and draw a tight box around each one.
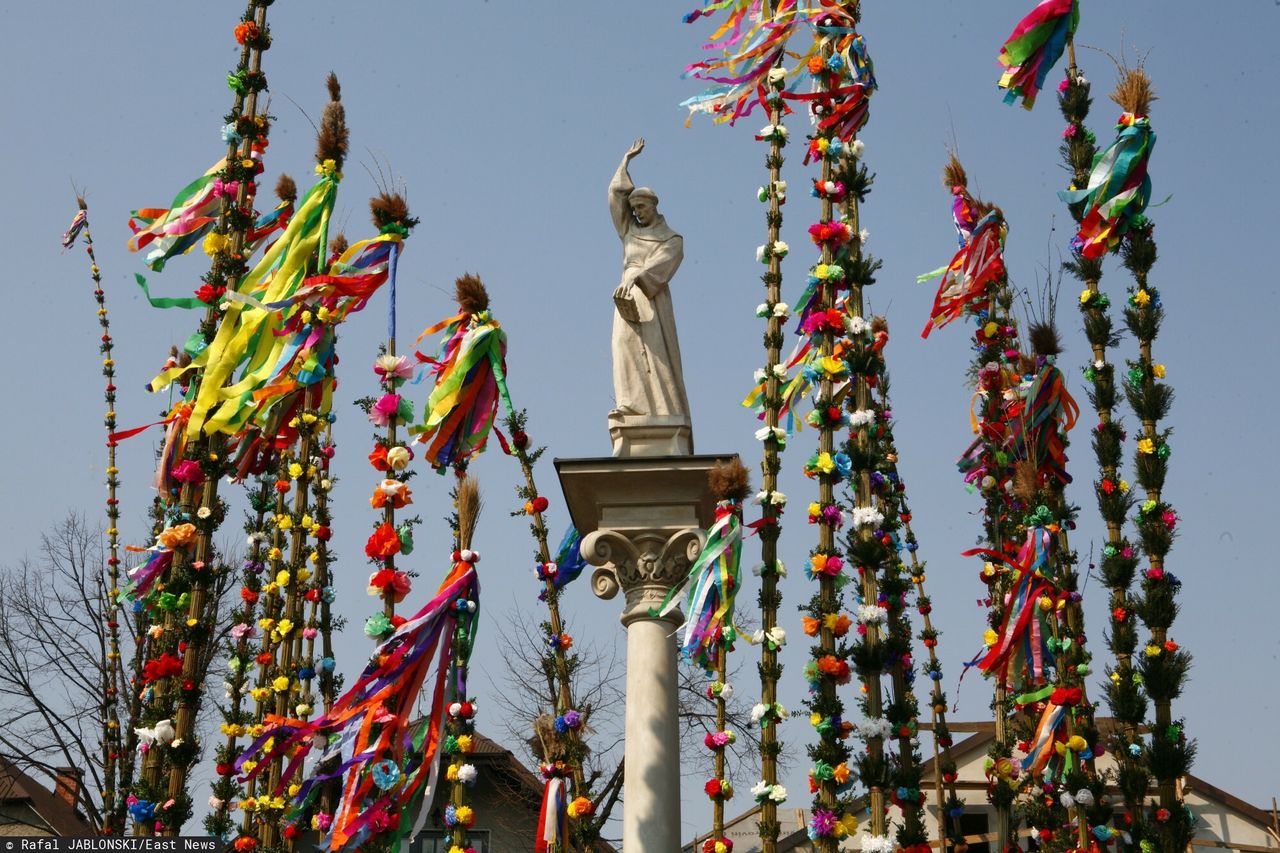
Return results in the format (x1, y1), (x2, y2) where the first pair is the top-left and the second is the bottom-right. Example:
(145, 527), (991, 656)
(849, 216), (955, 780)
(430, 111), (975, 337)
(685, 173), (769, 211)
(608, 138), (691, 419)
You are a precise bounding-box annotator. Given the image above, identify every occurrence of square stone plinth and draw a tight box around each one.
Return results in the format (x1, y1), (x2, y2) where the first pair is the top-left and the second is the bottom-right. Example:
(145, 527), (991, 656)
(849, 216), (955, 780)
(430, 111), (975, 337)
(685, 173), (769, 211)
(555, 454), (737, 537)
(607, 412), (694, 458)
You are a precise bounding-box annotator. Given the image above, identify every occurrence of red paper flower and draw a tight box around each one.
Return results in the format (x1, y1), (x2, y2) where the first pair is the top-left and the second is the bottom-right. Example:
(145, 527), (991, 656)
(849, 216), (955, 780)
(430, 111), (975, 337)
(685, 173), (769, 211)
(368, 444), (390, 472)
(365, 522), (401, 560)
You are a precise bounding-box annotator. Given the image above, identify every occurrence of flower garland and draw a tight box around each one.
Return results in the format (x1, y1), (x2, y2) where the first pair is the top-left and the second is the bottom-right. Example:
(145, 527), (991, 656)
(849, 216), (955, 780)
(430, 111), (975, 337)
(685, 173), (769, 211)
(63, 198), (130, 833)
(875, 376), (968, 851)
(1110, 70), (1194, 853)
(681, 4), (802, 843)
(257, 405), (327, 846)
(653, 462), (748, 851)
(923, 156), (1023, 850)
(855, 334), (928, 852)
(206, 472), (275, 840)
(125, 4), (276, 834)
(837, 180), (893, 853)
(444, 479), (483, 853)
(796, 6), (873, 849)
(1061, 63), (1152, 841)
(506, 415), (599, 853)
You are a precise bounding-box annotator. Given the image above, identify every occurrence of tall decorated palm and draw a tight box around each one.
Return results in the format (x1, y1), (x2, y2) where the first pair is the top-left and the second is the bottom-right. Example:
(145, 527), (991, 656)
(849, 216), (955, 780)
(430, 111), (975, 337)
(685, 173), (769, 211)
(680, 2), (814, 847)
(789, 4), (875, 850)
(121, 1), (276, 834)
(62, 198), (129, 833)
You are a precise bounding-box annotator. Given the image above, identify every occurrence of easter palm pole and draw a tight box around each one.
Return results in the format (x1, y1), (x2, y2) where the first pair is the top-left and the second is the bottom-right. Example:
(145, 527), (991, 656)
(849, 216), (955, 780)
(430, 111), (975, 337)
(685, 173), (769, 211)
(64, 197), (129, 833)
(753, 52), (790, 853)
(157, 2), (274, 832)
(801, 18), (847, 853)
(206, 470), (275, 838)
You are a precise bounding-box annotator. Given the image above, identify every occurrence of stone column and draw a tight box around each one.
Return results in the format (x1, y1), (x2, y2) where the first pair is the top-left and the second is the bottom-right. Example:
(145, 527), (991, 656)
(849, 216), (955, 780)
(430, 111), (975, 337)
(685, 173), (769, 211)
(585, 529), (702, 852)
(556, 454), (733, 853)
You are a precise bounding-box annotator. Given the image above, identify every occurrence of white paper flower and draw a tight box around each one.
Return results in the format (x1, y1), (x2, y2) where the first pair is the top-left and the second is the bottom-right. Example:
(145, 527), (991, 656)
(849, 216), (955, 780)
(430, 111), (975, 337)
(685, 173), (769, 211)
(771, 364), (788, 380)
(772, 240), (789, 256)
(719, 683), (733, 701)
(1075, 788), (1095, 807)
(773, 302), (790, 318)
(766, 626), (787, 647)
(1060, 792), (1076, 809)
(857, 604), (887, 625)
(458, 764), (478, 785)
(750, 703), (768, 724)
(850, 507), (885, 529)
(848, 315), (868, 335)
(751, 779), (770, 799)
(863, 835), (895, 853)
(756, 244), (767, 263)
(768, 785), (788, 803)
(859, 228), (870, 245)
(756, 303), (770, 318)
(848, 409), (875, 427)
(851, 139), (866, 157)
(767, 67), (787, 85)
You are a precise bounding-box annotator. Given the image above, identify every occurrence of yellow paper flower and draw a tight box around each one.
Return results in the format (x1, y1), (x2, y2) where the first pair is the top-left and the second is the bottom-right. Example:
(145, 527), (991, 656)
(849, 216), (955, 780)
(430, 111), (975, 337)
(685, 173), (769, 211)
(250, 688), (270, 702)
(1133, 289), (1151, 306)
(1153, 363), (1166, 378)
(272, 676), (290, 692)
(1145, 644), (1162, 657)
(288, 463), (303, 479)
(1079, 288), (1092, 305)
(813, 452), (836, 474)
(202, 232), (232, 257)
(446, 763), (459, 781)
(810, 712), (823, 728)
(457, 734), (474, 754)
(276, 570), (291, 587)
(455, 805), (474, 825)
(276, 619), (294, 636)
(1119, 479), (1131, 493)
(983, 628), (999, 647)
(1137, 438), (1156, 455)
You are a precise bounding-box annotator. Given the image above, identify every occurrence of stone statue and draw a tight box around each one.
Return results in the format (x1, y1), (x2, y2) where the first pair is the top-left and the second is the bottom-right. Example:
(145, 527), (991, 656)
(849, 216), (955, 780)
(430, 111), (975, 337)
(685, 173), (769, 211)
(609, 138), (692, 423)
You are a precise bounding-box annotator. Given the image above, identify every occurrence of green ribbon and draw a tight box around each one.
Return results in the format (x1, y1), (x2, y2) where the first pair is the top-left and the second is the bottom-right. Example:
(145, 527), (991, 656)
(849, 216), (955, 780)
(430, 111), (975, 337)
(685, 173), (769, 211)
(136, 273), (207, 310)
(1015, 684), (1054, 705)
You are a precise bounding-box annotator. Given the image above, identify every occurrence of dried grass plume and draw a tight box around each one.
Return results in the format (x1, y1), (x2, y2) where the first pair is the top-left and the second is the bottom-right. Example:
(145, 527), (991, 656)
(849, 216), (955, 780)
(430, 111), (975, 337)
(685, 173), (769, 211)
(370, 191), (419, 232)
(316, 72), (349, 170)
(708, 458), (751, 503)
(1111, 68), (1156, 116)
(275, 173), (297, 203)
(1028, 321), (1063, 357)
(456, 476), (482, 551)
(328, 232), (349, 258)
(942, 153), (968, 191)
(455, 274), (490, 315)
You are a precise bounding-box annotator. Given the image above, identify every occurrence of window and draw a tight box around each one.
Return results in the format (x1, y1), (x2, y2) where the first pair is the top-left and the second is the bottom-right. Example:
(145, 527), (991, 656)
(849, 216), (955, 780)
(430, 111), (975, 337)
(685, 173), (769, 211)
(959, 812), (992, 853)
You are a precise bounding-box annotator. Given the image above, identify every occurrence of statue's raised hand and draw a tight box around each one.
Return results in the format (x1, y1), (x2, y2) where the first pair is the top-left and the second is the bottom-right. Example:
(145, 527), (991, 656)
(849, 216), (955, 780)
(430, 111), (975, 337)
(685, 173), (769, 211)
(625, 138), (645, 161)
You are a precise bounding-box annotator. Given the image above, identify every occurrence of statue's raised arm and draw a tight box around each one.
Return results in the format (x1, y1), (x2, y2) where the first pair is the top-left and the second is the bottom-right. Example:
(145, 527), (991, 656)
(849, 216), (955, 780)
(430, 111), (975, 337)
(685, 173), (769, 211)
(609, 138), (645, 239)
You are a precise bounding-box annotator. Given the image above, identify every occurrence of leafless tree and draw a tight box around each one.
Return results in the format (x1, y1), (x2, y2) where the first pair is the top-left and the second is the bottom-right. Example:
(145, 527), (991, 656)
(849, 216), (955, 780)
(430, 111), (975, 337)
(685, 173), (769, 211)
(488, 599), (775, 847)
(0, 511), (238, 832)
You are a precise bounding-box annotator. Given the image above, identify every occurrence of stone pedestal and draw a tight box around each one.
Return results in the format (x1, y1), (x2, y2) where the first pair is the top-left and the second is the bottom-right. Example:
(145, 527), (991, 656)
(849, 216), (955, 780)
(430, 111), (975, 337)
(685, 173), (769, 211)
(556, 455), (734, 853)
(608, 412), (694, 458)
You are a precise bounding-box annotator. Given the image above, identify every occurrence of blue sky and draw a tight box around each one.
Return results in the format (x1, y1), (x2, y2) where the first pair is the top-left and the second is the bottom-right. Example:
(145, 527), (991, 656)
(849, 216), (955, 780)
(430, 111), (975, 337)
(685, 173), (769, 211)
(3, 0), (1277, 843)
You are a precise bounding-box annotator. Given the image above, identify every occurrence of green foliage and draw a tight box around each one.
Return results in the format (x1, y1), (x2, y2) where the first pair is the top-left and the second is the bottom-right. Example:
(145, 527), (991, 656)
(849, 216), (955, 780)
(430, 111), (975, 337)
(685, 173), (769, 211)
(1139, 649), (1191, 703)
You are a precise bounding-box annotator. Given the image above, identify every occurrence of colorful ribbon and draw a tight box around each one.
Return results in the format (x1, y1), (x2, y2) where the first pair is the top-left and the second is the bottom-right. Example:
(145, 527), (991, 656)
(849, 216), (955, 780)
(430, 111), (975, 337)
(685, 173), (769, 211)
(997, 0), (1080, 110)
(1058, 114), (1155, 259)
